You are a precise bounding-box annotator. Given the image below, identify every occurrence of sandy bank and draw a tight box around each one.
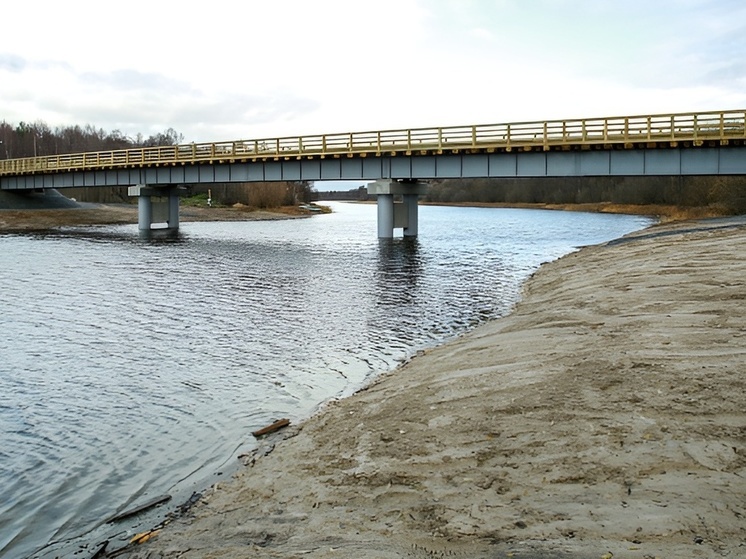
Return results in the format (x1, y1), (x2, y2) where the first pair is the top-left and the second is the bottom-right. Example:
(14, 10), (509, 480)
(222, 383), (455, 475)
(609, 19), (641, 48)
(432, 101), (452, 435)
(111, 218), (745, 559)
(0, 203), (307, 232)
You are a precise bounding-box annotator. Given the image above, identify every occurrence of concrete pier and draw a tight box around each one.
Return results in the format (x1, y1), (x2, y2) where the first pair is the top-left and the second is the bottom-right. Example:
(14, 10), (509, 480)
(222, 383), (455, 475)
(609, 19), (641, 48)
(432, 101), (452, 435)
(128, 185), (185, 233)
(367, 180), (428, 239)
(376, 192), (395, 238)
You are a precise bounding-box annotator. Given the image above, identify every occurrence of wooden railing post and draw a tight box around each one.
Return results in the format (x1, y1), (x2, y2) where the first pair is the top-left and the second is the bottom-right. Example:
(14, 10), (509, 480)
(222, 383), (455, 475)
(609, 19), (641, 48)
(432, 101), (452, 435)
(543, 122), (548, 150)
(693, 114), (698, 141)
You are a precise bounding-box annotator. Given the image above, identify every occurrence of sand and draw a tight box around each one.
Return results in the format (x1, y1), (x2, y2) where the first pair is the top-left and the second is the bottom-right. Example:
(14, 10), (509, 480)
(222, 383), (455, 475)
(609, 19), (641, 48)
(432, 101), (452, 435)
(110, 216), (746, 559)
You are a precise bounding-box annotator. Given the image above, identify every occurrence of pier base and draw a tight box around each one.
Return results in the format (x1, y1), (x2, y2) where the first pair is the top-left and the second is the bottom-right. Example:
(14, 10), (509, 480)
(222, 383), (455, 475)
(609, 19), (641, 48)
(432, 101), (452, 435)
(367, 180), (428, 238)
(128, 185), (185, 233)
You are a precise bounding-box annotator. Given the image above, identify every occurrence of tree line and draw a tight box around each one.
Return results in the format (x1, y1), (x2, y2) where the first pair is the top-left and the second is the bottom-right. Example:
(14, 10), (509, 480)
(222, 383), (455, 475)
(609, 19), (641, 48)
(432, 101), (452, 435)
(424, 176), (746, 214)
(63, 181), (314, 208)
(186, 182), (314, 207)
(0, 119), (183, 159)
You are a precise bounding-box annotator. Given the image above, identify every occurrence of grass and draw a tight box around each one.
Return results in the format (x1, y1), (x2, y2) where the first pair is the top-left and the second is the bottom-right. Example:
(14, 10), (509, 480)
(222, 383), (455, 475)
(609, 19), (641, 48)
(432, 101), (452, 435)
(421, 201), (741, 222)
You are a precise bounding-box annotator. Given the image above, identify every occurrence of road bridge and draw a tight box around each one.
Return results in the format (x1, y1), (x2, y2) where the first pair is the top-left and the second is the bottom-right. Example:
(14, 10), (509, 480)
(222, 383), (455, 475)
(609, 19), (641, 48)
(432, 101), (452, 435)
(1, 109), (745, 237)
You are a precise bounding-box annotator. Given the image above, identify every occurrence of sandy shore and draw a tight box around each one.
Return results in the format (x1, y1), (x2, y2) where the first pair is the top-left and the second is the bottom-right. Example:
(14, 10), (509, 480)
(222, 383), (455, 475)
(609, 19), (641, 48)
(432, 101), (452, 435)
(107, 216), (746, 559)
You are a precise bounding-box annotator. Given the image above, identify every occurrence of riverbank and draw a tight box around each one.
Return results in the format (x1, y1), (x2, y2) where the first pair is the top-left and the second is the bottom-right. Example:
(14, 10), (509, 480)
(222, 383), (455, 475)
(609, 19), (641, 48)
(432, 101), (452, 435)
(420, 201), (733, 222)
(115, 216), (745, 559)
(0, 203), (310, 232)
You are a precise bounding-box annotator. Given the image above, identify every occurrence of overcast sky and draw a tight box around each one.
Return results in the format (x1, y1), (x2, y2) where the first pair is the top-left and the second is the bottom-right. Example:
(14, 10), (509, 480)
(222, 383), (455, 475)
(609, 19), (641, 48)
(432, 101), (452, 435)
(2, 0), (744, 147)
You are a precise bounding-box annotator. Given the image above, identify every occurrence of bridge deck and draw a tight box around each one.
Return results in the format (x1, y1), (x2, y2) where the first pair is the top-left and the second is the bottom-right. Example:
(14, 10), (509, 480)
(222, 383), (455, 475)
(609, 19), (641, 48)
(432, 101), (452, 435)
(1, 110), (744, 177)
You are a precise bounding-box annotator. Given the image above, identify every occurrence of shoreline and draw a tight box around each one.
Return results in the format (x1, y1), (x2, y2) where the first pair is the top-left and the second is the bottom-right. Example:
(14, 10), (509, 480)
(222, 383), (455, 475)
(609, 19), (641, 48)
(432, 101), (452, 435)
(115, 216), (746, 559)
(0, 203), (310, 232)
(1, 200), (733, 234)
(417, 201), (734, 222)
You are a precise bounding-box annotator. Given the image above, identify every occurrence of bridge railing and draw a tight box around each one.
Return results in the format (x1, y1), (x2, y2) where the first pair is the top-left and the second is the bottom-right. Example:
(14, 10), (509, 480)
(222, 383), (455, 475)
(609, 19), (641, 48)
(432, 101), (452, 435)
(1, 109), (744, 176)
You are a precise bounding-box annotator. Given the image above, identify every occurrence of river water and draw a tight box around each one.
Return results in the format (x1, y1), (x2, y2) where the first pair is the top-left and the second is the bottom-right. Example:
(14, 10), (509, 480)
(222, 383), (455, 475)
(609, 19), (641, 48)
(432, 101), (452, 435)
(0, 202), (653, 558)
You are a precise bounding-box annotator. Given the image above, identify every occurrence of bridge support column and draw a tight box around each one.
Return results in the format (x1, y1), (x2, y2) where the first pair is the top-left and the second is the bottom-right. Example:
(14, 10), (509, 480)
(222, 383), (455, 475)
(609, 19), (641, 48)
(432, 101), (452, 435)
(128, 184), (185, 234)
(137, 194), (153, 231)
(367, 180), (428, 238)
(376, 194), (395, 239)
(168, 189), (180, 230)
(403, 193), (419, 237)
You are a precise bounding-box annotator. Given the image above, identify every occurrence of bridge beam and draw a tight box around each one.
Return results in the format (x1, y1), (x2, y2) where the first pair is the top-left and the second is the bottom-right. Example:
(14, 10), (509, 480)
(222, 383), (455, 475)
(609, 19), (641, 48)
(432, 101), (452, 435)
(367, 180), (428, 238)
(128, 184), (185, 233)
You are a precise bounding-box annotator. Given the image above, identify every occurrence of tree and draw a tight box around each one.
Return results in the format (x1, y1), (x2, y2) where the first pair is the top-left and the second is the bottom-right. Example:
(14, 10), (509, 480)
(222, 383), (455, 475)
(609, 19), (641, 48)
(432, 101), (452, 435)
(0, 119), (185, 159)
(141, 127), (184, 147)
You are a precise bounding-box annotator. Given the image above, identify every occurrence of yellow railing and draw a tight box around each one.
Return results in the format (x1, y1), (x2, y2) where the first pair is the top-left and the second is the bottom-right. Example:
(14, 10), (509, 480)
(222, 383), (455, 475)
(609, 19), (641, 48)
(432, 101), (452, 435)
(1, 109), (744, 177)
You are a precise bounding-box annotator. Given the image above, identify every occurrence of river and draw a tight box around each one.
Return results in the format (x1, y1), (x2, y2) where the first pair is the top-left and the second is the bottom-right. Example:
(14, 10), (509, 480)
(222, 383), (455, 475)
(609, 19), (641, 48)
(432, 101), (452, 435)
(0, 202), (653, 558)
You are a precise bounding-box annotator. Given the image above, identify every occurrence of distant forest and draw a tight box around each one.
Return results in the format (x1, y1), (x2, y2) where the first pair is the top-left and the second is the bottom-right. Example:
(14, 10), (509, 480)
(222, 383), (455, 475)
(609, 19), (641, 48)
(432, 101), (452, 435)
(425, 176), (746, 214)
(0, 119), (183, 159)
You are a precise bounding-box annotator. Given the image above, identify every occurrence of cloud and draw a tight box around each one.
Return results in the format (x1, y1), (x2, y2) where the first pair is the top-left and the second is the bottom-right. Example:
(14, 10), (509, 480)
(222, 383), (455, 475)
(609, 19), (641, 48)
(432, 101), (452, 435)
(0, 54), (26, 72)
(1, 60), (321, 140)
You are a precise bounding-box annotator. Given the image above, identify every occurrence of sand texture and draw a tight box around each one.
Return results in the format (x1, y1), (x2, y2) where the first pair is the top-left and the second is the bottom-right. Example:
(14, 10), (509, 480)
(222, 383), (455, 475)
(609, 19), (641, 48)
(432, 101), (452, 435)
(112, 218), (746, 559)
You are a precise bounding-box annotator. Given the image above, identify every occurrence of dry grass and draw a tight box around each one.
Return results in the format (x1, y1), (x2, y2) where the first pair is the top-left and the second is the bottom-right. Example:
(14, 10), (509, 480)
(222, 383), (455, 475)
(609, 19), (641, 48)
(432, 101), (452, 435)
(423, 201), (735, 221)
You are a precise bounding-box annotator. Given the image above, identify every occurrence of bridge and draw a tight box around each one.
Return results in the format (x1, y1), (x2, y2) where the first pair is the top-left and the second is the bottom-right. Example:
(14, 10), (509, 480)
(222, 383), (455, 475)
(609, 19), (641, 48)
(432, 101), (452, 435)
(1, 109), (745, 237)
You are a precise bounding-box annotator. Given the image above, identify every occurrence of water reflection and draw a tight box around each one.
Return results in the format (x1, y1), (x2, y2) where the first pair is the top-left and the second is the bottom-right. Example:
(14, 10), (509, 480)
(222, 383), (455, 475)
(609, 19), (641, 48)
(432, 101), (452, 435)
(376, 237), (423, 306)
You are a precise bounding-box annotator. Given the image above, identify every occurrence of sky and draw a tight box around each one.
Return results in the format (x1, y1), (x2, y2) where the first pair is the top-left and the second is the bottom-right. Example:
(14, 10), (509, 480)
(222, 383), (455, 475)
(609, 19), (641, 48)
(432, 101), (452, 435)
(2, 0), (745, 189)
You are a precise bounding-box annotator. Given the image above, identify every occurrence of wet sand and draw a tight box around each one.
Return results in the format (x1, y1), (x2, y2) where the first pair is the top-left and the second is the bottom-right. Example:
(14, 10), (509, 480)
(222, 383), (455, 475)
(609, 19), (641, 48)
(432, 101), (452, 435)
(105, 216), (746, 559)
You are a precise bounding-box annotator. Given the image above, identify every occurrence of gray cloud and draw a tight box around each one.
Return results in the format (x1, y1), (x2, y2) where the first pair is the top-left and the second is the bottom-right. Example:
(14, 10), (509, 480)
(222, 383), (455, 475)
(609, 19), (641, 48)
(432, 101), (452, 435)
(44, 76), (319, 140)
(0, 53), (26, 72)
(79, 68), (198, 95)
(7, 63), (320, 140)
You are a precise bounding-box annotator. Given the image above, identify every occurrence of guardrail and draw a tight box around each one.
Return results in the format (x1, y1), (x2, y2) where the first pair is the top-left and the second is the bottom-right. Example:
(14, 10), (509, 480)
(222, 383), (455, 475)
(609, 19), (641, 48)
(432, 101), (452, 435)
(1, 109), (744, 176)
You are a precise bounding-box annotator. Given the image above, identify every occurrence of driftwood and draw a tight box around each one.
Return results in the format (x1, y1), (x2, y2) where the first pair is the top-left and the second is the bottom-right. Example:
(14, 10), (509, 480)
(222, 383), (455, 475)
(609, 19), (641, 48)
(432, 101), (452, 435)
(105, 494), (172, 524)
(252, 418), (290, 438)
